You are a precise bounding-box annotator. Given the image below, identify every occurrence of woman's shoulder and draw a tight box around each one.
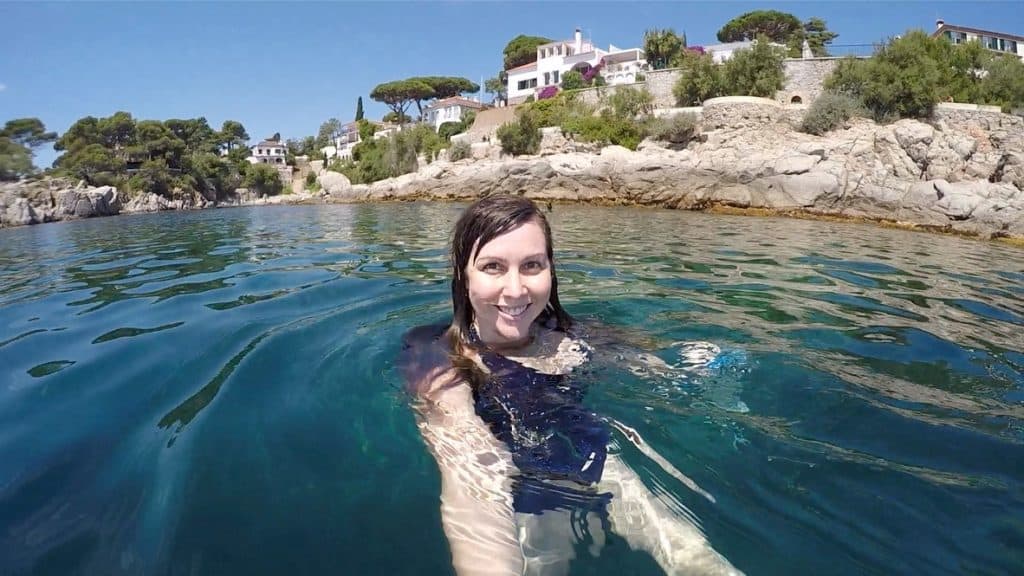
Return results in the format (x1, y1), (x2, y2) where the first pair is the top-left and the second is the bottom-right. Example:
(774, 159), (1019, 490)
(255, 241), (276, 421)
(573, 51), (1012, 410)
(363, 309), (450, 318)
(399, 322), (461, 399)
(401, 322), (450, 349)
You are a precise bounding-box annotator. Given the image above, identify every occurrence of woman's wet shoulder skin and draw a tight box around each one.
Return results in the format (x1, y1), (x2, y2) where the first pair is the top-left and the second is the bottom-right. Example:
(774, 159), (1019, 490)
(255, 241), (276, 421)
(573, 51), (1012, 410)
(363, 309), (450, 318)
(399, 323), (460, 398)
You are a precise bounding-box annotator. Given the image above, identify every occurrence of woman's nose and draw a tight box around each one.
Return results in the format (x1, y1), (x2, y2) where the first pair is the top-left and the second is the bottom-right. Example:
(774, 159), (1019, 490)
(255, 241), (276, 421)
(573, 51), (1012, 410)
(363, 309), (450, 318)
(502, 271), (527, 296)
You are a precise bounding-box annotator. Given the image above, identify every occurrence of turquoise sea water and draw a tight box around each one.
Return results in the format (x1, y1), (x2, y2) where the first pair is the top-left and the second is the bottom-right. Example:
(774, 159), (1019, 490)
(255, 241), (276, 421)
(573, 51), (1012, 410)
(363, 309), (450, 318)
(1, 203), (1022, 575)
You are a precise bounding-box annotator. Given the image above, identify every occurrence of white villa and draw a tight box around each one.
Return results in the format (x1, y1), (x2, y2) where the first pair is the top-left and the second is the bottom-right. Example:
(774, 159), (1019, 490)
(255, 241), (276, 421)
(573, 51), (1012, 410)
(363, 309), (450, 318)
(321, 120), (409, 161)
(323, 121), (361, 161)
(933, 20), (1024, 61)
(424, 96), (485, 130)
(246, 136), (292, 183)
(505, 28), (648, 104)
(247, 137), (287, 166)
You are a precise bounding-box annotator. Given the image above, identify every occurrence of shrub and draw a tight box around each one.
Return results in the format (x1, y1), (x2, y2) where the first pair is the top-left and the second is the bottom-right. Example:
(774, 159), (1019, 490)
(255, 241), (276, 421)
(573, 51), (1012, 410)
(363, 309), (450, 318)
(562, 111), (647, 150)
(305, 171), (317, 185)
(608, 87), (655, 118)
(449, 140), (471, 161)
(650, 113), (699, 145)
(799, 92), (865, 135)
(522, 93), (592, 128)
(980, 53), (1024, 112)
(496, 112), (541, 156)
(673, 51), (723, 106)
(824, 30), (942, 121)
(721, 36), (787, 97)
(438, 121), (465, 141)
(243, 163), (283, 196)
(561, 71), (585, 91)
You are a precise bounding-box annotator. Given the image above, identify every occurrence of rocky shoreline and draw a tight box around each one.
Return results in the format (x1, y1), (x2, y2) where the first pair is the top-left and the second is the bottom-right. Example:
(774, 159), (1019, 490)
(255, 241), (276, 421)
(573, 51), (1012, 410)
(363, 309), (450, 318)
(4, 98), (1023, 242)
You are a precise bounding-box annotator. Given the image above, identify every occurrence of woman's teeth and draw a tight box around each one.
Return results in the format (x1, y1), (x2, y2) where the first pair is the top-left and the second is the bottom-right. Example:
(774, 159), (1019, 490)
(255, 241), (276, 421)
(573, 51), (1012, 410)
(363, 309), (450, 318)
(497, 304), (528, 317)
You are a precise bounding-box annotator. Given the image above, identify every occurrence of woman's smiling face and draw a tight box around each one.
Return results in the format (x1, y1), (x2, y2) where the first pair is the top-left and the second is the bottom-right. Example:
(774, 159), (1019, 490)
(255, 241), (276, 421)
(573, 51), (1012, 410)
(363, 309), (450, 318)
(466, 219), (552, 348)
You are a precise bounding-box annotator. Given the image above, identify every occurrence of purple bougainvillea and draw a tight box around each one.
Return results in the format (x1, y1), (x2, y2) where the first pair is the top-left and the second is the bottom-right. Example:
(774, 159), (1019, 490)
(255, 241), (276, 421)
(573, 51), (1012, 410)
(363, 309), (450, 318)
(687, 46), (705, 55)
(537, 85), (559, 100)
(581, 59), (605, 83)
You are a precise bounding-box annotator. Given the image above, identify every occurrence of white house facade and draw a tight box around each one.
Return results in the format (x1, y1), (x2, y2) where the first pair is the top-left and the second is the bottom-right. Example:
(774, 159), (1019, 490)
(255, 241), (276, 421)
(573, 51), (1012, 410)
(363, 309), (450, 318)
(424, 97), (485, 130)
(247, 138), (287, 165)
(933, 20), (1024, 61)
(246, 136), (292, 184)
(506, 28), (648, 104)
(324, 121), (361, 161)
(322, 120), (415, 161)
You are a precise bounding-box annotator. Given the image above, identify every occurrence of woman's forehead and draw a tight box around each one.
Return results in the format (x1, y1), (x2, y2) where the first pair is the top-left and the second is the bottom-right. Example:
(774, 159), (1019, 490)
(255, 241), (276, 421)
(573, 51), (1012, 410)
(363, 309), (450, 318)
(473, 221), (546, 257)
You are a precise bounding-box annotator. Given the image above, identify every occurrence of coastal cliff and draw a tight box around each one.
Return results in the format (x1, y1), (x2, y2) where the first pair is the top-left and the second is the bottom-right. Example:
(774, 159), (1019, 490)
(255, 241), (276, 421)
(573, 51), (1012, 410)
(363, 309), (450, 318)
(4, 98), (1023, 241)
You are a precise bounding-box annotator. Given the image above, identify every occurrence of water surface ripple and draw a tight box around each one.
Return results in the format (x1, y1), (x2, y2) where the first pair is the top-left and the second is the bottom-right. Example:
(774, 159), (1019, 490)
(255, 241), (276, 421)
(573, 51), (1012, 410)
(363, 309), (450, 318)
(0, 204), (1021, 575)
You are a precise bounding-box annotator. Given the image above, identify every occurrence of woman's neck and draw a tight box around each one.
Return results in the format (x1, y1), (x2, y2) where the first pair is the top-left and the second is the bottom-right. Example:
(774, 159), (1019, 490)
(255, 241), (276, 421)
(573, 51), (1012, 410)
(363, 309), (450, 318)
(471, 321), (538, 353)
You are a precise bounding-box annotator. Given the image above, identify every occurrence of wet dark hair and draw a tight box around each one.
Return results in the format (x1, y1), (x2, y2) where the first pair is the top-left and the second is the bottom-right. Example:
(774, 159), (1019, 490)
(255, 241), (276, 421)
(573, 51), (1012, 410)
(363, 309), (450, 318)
(447, 195), (572, 380)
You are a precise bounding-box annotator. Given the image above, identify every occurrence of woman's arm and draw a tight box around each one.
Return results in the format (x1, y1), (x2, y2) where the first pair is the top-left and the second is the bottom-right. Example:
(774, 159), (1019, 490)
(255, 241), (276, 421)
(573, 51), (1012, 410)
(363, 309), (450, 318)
(400, 327), (524, 576)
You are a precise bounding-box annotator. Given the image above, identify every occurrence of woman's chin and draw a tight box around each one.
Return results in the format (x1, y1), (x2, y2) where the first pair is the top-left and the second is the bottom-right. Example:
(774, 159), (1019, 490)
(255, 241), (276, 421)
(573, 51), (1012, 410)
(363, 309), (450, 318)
(489, 319), (533, 345)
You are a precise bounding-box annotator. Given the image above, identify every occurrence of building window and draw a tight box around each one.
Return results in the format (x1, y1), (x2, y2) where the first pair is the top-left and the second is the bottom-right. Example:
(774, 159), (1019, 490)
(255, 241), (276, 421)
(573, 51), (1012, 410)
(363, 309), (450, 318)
(553, 70), (559, 84)
(517, 78), (538, 90)
(544, 72), (550, 85)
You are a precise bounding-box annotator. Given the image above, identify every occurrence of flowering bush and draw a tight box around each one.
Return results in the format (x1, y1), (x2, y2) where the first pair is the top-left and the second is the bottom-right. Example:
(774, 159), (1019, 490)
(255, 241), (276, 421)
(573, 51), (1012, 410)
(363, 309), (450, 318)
(537, 85), (559, 100)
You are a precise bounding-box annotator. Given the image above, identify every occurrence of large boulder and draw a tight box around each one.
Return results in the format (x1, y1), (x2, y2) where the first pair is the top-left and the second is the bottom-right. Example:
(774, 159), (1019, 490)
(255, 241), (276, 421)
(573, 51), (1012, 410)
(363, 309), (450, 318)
(56, 186), (121, 218)
(319, 171), (352, 197)
(2, 196), (39, 226)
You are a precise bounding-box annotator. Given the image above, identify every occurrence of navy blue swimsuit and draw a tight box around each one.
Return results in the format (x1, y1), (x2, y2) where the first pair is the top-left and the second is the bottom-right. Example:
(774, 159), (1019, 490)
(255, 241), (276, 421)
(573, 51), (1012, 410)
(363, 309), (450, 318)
(469, 326), (612, 514)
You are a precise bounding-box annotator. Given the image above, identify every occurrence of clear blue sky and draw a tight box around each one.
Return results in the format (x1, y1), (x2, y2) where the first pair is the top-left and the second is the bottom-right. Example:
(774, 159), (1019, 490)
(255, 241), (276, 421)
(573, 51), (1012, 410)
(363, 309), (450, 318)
(2, 1), (1021, 168)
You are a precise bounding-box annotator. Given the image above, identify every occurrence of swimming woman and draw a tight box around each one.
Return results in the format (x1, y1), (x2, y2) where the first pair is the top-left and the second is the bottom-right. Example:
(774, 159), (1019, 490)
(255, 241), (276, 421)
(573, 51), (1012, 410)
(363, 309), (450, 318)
(400, 195), (741, 575)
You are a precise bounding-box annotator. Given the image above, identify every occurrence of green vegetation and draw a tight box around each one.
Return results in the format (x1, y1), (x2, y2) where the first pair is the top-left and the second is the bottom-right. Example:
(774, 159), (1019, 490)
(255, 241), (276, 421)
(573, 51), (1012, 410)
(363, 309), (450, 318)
(825, 30), (1024, 120)
(244, 164), (284, 196)
(485, 76), (507, 103)
(438, 110), (474, 140)
(717, 10), (838, 57)
(332, 123), (443, 184)
(47, 112), (277, 198)
(503, 35), (553, 70)
(0, 118), (57, 181)
(799, 92), (866, 135)
(649, 112), (700, 146)
(382, 111), (413, 124)
(448, 140), (471, 161)
(673, 37), (786, 105)
(560, 70), (586, 91)
(355, 97), (364, 121)
(370, 79), (434, 123)
(496, 111), (542, 156)
(497, 87), (687, 154)
(643, 28), (686, 70)
(370, 76), (479, 121)
(673, 52), (724, 106)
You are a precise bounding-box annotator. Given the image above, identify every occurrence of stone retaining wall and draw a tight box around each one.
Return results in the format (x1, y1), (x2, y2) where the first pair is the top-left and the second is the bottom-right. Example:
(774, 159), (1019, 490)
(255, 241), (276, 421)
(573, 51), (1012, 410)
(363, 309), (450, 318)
(778, 58), (845, 104)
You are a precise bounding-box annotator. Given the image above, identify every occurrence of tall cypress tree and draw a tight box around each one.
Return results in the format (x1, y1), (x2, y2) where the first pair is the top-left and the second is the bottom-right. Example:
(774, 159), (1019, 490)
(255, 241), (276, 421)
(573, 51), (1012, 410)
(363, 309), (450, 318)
(355, 97), (364, 121)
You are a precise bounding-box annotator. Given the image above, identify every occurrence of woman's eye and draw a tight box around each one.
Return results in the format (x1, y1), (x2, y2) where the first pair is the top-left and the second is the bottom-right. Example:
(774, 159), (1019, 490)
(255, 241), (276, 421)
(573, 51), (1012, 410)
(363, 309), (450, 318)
(523, 261), (544, 272)
(481, 262), (502, 273)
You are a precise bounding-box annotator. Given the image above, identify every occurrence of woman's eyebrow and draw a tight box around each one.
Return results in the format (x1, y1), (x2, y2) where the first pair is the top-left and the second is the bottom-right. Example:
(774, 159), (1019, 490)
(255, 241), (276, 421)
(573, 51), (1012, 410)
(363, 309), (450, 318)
(476, 253), (547, 262)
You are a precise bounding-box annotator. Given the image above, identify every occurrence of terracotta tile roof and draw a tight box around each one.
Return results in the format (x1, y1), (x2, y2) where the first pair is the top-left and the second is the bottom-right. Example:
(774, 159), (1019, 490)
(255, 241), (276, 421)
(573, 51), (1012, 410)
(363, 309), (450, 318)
(426, 96), (485, 111)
